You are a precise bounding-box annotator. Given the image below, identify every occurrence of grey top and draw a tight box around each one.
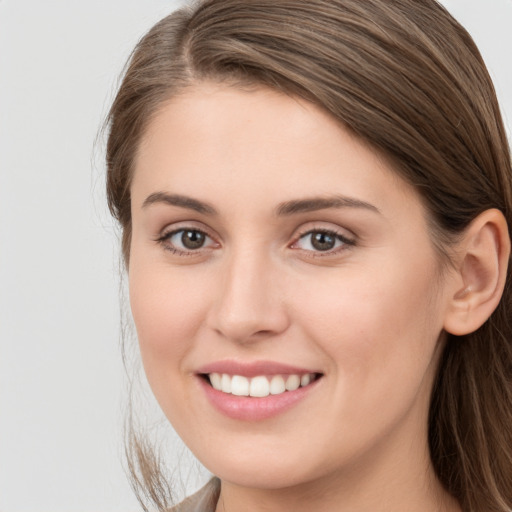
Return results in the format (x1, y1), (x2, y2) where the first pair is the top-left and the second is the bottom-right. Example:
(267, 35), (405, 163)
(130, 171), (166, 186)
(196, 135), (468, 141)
(170, 478), (221, 512)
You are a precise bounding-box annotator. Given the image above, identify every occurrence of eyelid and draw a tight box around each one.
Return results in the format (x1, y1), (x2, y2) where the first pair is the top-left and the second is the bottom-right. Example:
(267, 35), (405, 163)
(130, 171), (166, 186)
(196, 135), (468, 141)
(156, 218), (216, 239)
(153, 221), (356, 257)
(289, 224), (356, 255)
(155, 222), (220, 255)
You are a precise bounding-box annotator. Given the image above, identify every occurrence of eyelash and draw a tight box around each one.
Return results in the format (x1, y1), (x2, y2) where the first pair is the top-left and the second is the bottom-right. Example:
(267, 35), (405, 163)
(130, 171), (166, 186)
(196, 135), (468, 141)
(291, 228), (356, 257)
(156, 228), (216, 256)
(155, 227), (356, 257)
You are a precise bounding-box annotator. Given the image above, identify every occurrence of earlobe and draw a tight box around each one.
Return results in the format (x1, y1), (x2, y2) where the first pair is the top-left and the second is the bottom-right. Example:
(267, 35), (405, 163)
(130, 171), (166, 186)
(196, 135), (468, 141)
(444, 209), (510, 336)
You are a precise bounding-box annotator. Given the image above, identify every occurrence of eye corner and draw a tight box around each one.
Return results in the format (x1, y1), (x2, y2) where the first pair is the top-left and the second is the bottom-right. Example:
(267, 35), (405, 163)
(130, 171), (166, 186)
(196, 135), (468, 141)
(289, 226), (356, 257)
(156, 225), (220, 257)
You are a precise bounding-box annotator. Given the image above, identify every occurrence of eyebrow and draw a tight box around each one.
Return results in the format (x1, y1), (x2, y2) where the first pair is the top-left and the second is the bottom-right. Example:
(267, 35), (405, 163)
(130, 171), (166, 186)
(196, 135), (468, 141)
(276, 195), (380, 216)
(141, 192), (379, 217)
(142, 192), (217, 215)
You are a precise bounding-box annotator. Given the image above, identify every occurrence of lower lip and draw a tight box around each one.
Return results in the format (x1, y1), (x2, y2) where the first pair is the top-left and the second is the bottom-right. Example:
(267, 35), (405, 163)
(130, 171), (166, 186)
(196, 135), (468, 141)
(198, 376), (321, 421)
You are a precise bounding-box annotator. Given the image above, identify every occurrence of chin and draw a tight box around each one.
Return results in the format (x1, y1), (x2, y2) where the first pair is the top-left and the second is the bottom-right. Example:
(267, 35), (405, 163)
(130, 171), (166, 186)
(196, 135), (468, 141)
(211, 462), (314, 490)
(194, 438), (339, 491)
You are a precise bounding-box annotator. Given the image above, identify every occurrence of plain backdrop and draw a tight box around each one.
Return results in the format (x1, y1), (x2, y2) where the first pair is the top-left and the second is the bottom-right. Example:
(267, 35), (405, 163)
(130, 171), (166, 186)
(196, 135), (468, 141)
(0, 1), (511, 511)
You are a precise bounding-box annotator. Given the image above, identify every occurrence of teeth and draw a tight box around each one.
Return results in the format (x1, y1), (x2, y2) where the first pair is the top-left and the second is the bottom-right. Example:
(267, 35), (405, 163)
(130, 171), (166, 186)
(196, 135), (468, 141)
(300, 374), (311, 387)
(270, 375), (285, 395)
(250, 376), (270, 397)
(231, 375), (250, 396)
(221, 373), (232, 393)
(285, 374), (300, 391)
(208, 373), (316, 397)
(210, 373), (222, 391)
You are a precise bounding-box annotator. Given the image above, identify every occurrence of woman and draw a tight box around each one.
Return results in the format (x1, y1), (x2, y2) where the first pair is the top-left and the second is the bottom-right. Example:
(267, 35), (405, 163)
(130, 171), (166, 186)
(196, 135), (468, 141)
(105, 1), (512, 511)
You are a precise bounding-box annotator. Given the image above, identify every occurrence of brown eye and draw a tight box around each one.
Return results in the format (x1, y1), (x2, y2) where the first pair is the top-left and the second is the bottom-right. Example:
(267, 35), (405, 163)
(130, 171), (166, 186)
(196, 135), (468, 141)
(294, 229), (355, 253)
(162, 228), (216, 253)
(311, 232), (336, 251)
(181, 230), (206, 249)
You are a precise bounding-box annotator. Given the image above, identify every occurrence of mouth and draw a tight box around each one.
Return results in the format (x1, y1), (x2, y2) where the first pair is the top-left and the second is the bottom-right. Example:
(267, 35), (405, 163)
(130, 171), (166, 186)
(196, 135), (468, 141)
(200, 372), (322, 398)
(196, 360), (324, 420)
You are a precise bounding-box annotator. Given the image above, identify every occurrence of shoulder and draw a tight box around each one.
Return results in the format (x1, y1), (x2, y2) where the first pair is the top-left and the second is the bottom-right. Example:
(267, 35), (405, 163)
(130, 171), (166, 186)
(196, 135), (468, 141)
(169, 478), (221, 512)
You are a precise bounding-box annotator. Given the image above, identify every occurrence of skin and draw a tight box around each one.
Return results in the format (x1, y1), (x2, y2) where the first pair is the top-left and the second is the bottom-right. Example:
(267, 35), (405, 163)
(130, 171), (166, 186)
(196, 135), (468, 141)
(128, 82), (463, 512)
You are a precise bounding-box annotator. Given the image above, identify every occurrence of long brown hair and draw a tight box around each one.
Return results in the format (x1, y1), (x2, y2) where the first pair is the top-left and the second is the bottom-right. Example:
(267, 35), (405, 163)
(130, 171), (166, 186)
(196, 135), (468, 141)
(105, 1), (512, 510)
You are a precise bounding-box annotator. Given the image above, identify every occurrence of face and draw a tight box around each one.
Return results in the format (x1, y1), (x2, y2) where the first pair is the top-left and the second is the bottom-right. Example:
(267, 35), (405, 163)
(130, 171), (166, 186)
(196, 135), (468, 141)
(129, 83), (456, 491)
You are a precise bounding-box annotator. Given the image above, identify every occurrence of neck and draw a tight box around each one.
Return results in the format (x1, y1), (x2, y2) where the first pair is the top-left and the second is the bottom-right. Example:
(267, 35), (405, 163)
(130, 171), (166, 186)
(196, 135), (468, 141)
(216, 459), (459, 512)
(214, 417), (461, 512)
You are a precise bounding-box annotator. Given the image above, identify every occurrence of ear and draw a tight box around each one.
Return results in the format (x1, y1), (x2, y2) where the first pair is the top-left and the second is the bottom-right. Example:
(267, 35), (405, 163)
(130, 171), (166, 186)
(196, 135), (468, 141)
(444, 209), (510, 336)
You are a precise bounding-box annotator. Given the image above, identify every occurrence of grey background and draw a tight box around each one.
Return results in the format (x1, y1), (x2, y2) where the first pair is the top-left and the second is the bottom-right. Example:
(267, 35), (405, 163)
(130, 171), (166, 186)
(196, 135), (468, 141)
(1, 1), (511, 511)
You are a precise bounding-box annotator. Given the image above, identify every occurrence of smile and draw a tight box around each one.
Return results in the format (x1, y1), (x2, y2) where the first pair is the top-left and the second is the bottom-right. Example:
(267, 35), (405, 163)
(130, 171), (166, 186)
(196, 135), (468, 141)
(207, 372), (319, 397)
(197, 361), (323, 420)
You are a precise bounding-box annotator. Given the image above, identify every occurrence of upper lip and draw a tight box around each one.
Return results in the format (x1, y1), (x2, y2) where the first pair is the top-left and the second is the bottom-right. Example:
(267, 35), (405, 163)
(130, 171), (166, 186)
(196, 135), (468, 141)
(196, 359), (321, 378)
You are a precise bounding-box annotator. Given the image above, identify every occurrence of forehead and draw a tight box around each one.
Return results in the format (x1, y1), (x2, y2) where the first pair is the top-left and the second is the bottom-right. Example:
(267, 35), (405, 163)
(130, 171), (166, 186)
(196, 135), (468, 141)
(132, 82), (419, 220)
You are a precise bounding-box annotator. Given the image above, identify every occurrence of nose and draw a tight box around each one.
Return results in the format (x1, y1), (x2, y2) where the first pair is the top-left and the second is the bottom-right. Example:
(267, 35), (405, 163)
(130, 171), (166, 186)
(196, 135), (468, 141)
(207, 249), (290, 344)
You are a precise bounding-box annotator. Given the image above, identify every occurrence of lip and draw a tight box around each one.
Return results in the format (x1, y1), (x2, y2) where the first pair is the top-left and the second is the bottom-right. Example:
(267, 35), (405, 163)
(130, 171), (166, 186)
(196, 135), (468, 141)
(196, 359), (320, 378)
(196, 359), (323, 421)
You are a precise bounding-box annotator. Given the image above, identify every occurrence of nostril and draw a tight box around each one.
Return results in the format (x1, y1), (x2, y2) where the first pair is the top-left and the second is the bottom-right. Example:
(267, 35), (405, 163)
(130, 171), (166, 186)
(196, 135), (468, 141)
(206, 266), (291, 343)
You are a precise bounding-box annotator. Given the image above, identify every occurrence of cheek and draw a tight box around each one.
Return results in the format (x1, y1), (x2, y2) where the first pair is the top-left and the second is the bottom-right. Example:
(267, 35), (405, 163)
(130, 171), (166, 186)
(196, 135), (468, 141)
(128, 261), (209, 375)
(296, 257), (444, 400)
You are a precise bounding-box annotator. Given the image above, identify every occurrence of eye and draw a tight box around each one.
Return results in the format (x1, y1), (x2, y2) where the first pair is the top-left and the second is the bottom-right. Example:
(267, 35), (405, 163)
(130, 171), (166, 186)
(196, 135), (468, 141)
(293, 229), (355, 253)
(159, 228), (217, 254)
